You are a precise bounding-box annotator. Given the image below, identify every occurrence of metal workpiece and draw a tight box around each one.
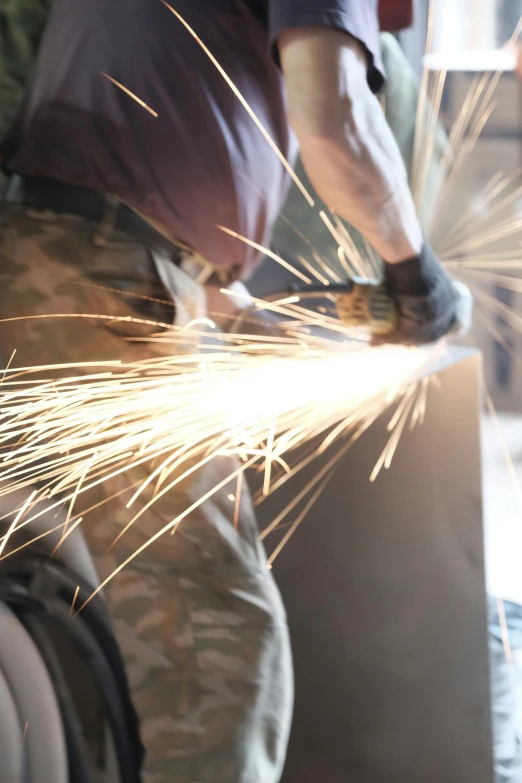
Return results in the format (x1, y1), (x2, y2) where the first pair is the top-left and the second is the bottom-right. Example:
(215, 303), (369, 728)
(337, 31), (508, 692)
(257, 348), (493, 783)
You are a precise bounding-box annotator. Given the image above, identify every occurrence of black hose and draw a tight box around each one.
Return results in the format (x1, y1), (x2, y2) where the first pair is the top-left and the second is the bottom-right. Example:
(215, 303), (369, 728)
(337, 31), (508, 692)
(0, 602), (68, 783)
(0, 557), (143, 782)
(42, 599), (138, 783)
(0, 658), (23, 782)
(0, 556), (143, 770)
(19, 611), (95, 783)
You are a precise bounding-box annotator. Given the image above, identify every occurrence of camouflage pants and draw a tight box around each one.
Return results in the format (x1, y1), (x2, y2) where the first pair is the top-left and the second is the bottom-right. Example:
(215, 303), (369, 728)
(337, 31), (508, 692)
(0, 205), (293, 783)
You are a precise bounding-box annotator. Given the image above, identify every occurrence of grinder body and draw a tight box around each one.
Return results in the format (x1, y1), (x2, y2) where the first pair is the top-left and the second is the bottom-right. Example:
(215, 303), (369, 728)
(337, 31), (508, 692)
(284, 279), (472, 340)
(336, 281), (398, 336)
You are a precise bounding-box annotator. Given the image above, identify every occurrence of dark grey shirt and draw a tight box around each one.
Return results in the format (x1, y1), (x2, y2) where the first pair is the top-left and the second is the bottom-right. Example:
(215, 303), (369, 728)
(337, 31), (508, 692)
(3, 0), (384, 278)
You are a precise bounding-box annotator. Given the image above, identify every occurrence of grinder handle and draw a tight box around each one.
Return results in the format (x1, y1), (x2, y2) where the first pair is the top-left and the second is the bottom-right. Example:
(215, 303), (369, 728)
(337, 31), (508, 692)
(336, 280), (473, 339)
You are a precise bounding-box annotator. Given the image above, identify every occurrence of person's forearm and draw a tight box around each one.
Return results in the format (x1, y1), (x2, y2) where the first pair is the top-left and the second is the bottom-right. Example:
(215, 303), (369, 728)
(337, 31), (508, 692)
(279, 27), (422, 263)
(297, 95), (422, 262)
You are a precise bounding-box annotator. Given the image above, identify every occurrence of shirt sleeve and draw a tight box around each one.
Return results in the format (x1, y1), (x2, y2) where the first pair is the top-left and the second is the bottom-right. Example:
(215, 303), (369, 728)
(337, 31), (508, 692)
(268, 0), (385, 93)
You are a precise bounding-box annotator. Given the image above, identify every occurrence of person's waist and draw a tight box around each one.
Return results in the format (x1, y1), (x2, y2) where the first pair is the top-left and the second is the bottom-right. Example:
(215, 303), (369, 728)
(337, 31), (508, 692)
(4, 174), (186, 257)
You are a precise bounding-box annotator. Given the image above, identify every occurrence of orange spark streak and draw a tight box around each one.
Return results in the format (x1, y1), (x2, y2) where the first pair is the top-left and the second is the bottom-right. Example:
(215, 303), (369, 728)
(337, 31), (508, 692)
(263, 417), (276, 496)
(51, 517), (83, 560)
(267, 468), (334, 568)
(101, 72), (158, 117)
(0, 490), (37, 557)
(217, 226), (312, 284)
(234, 472), (243, 530)
(69, 586), (80, 620)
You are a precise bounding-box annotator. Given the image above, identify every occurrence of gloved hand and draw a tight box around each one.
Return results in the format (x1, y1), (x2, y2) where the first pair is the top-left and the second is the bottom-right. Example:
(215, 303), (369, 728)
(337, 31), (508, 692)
(377, 241), (464, 346)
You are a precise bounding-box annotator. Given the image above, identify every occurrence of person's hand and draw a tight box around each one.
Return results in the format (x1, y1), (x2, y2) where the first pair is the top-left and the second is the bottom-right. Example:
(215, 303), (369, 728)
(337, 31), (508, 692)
(376, 242), (463, 346)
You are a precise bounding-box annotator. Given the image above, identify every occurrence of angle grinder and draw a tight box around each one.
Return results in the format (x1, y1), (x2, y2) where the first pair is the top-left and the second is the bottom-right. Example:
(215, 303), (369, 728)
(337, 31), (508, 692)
(268, 278), (472, 339)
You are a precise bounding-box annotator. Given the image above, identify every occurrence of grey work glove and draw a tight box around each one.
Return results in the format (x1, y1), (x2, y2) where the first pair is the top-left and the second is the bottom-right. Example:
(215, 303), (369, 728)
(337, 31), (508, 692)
(378, 241), (463, 346)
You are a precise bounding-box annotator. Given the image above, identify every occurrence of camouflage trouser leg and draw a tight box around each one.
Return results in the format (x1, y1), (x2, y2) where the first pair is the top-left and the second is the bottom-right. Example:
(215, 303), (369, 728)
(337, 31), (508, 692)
(0, 205), (293, 783)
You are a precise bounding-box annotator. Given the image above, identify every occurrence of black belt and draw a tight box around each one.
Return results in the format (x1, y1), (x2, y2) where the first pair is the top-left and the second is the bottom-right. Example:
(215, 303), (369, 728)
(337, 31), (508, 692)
(4, 175), (183, 257)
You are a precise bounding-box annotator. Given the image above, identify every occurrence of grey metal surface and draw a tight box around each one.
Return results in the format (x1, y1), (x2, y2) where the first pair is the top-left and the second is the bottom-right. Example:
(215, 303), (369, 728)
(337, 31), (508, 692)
(257, 349), (493, 783)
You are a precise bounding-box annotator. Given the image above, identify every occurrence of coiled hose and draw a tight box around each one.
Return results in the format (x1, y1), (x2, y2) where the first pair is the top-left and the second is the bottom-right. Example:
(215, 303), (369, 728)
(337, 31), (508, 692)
(0, 555), (143, 782)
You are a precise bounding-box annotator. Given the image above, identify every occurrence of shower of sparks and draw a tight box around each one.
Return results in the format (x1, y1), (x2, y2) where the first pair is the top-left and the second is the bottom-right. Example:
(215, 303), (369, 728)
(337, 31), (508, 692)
(101, 73), (159, 118)
(0, 326), (432, 583)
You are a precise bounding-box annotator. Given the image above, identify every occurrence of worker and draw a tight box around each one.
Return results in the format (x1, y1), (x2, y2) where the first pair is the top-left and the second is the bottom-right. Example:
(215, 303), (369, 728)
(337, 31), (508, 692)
(0, 1), (461, 781)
